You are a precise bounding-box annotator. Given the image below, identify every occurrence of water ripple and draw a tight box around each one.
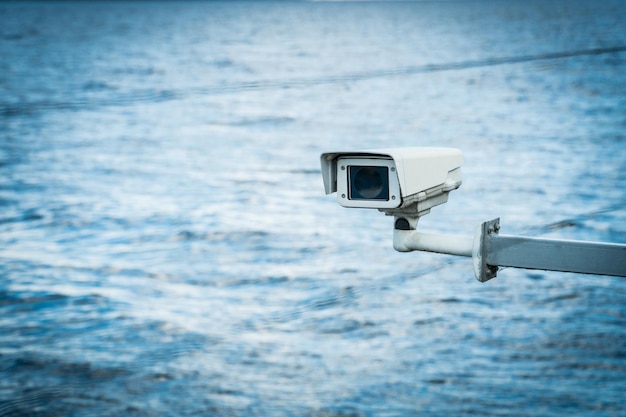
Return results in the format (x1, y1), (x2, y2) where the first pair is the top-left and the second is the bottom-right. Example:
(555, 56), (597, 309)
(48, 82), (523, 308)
(2, 46), (625, 117)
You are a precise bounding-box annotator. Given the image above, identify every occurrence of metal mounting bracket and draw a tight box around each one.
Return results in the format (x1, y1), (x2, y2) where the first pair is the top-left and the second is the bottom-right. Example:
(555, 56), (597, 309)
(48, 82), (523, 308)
(393, 216), (626, 282)
(472, 218), (500, 282)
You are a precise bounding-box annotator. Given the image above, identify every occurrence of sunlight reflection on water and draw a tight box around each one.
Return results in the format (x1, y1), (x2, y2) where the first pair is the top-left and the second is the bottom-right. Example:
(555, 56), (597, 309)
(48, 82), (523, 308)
(1, 1), (625, 416)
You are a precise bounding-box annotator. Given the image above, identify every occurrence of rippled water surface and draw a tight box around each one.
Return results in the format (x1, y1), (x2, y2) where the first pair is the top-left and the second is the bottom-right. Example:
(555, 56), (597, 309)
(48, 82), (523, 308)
(1, 1), (626, 416)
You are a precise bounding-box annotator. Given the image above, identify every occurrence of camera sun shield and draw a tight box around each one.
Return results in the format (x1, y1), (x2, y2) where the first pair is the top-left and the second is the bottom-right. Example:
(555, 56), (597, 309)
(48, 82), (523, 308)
(336, 157), (401, 209)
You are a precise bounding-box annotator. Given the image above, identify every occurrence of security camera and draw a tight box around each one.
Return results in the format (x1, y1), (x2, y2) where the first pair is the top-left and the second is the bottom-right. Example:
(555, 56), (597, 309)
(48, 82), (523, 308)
(320, 147), (626, 282)
(320, 147), (463, 220)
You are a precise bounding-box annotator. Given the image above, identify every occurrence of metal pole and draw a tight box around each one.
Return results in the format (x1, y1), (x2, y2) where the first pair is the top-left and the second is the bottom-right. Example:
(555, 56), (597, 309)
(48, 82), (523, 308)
(486, 234), (626, 277)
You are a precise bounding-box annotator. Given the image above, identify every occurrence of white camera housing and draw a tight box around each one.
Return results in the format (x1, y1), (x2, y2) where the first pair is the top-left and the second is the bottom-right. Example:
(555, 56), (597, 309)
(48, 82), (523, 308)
(320, 147), (463, 218)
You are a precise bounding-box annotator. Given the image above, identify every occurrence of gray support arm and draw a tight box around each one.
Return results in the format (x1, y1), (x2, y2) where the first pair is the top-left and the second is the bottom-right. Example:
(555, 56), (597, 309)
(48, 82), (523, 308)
(393, 218), (626, 282)
(483, 219), (626, 280)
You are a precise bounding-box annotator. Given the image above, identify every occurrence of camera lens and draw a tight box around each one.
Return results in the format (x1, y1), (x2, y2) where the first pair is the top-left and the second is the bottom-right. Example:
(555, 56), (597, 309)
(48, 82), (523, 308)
(349, 166), (389, 200)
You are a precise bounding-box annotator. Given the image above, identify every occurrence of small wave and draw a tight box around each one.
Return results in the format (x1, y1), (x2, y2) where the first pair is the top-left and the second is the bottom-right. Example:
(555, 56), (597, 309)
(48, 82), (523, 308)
(439, 297), (462, 303)
(0, 208), (44, 226)
(288, 168), (320, 175)
(317, 318), (363, 335)
(171, 229), (270, 243)
(219, 275), (291, 288)
(0, 105), (35, 117)
(413, 317), (445, 326)
(227, 116), (295, 127)
(0, 291), (69, 310)
(536, 293), (581, 305)
(0, 89), (179, 118)
(82, 81), (116, 92)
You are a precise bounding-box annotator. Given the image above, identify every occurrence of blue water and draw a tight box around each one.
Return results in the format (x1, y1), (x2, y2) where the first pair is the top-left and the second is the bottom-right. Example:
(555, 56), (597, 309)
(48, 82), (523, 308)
(1, 1), (626, 416)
